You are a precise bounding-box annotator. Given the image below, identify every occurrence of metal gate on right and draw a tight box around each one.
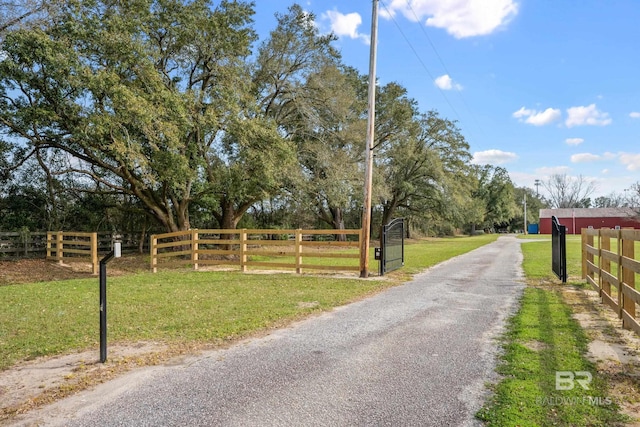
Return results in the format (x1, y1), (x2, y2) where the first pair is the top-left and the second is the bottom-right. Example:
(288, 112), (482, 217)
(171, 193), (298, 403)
(378, 218), (405, 276)
(551, 215), (567, 283)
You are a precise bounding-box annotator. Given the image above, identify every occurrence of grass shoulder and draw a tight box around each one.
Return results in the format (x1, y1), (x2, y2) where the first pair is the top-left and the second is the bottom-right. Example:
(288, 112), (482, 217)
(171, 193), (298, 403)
(477, 237), (633, 426)
(477, 285), (629, 426)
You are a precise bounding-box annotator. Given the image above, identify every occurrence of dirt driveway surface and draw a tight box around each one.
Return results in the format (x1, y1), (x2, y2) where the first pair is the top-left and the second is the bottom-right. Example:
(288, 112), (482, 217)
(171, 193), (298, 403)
(12, 236), (525, 426)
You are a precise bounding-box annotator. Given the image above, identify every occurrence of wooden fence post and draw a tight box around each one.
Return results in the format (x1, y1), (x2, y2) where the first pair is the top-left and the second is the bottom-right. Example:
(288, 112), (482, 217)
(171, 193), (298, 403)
(616, 229), (623, 318)
(56, 232), (63, 265)
(151, 235), (158, 273)
(192, 229), (199, 271)
(20, 228), (29, 257)
(601, 230), (611, 298)
(295, 229), (303, 274)
(91, 232), (98, 275)
(581, 229), (587, 279)
(585, 230), (594, 284)
(240, 229), (247, 272)
(46, 232), (52, 260)
(622, 232), (636, 329)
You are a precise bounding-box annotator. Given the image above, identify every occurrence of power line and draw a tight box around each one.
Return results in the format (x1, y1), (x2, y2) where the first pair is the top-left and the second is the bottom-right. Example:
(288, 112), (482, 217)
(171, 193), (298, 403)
(378, 1), (461, 121)
(402, 0), (486, 141)
(379, 0), (485, 143)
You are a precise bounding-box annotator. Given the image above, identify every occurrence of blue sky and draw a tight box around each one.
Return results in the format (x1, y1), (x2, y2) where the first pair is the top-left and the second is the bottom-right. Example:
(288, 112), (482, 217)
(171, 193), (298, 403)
(253, 0), (640, 199)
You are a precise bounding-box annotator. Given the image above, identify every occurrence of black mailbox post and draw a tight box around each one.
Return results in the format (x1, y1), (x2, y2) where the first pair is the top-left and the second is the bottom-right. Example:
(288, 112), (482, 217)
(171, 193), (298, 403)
(99, 240), (121, 363)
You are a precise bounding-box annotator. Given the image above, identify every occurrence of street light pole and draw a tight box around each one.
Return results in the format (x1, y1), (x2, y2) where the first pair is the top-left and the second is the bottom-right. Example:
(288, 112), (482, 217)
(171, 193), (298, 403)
(360, 0), (379, 278)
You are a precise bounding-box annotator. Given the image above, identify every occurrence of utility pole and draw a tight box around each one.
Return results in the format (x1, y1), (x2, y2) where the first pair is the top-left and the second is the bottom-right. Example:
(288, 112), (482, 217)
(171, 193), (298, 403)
(360, 0), (379, 278)
(534, 179), (541, 197)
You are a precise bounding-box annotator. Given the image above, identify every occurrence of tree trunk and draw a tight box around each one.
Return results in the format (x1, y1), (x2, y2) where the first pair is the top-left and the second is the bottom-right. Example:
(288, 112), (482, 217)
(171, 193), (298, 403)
(215, 199), (243, 252)
(329, 206), (346, 242)
(138, 217), (147, 254)
(218, 199), (241, 230)
(35, 150), (60, 230)
(381, 196), (400, 230)
(151, 208), (180, 233)
(381, 207), (393, 230)
(175, 199), (190, 231)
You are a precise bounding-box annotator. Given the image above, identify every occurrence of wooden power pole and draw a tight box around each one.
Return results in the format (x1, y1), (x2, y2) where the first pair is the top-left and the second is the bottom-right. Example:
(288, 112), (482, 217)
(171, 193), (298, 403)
(360, 0), (379, 278)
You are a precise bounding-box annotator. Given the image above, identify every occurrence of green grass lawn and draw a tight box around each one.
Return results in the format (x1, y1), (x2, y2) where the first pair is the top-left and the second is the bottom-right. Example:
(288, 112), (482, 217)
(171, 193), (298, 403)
(402, 234), (499, 274)
(0, 233), (499, 372)
(477, 235), (630, 426)
(0, 272), (391, 370)
(521, 235), (583, 280)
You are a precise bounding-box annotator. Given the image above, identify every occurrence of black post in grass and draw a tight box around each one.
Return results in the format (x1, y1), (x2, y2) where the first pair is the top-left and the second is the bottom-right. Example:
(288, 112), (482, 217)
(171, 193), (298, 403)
(551, 216), (567, 283)
(99, 240), (121, 363)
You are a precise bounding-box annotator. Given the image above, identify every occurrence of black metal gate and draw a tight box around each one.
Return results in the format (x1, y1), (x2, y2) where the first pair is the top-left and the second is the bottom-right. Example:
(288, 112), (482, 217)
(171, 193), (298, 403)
(551, 215), (567, 283)
(378, 218), (405, 275)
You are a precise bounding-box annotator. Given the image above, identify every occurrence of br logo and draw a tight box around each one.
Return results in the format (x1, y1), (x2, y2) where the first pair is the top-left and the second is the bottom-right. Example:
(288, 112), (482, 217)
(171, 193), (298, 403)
(555, 371), (592, 390)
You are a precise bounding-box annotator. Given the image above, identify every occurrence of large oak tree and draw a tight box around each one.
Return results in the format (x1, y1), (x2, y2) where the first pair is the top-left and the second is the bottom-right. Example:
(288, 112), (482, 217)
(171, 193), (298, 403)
(0, 0), (292, 233)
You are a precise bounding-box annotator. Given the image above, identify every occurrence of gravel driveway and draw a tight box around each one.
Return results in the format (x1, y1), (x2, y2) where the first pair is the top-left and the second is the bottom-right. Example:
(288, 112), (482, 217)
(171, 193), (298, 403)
(16, 236), (525, 427)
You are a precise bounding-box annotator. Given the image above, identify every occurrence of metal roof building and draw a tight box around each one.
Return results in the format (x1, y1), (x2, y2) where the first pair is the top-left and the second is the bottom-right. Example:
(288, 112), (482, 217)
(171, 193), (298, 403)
(539, 208), (640, 234)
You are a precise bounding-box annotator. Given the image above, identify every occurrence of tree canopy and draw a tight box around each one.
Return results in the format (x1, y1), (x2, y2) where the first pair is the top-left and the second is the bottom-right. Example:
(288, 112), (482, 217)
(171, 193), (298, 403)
(0, 1), (529, 237)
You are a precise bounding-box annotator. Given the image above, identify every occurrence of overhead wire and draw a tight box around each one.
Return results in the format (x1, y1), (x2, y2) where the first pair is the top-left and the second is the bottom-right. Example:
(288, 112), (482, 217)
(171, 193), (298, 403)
(379, 0), (486, 143)
(402, 0), (487, 141)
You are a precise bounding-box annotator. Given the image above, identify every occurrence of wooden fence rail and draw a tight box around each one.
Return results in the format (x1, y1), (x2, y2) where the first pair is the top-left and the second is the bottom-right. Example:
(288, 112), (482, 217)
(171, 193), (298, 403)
(582, 228), (640, 334)
(46, 232), (99, 275)
(0, 231), (48, 257)
(150, 229), (363, 274)
(0, 231), (149, 258)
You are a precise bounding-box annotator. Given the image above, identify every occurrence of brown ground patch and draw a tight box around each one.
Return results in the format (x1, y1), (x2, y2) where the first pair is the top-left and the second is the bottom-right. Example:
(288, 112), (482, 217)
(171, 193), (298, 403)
(0, 255), (150, 286)
(522, 339), (550, 352)
(560, 284), (640, 425)
(0, 339), (239, 425)
(0, 342), (168, 421)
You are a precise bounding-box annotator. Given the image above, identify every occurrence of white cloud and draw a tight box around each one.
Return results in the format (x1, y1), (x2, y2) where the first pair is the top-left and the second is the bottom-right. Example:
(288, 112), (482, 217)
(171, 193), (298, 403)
(565, 138), (584, 146)
(527, 108), (562, 126)
(512, 107), (533, 119)
(565, 104), (612, 127)
(434, 74), (463, 90)
(381, 0), (519, 38)
(630, 112), (640, 119)
(571, 153), (601, 163)
(536, 166), (571, 176)
(512, 106), (561, 126)
(620, 153), (640, 171)
(571, 152), (616, 163)
(322, 10), (369, 44)
(471, 149), (518, 165)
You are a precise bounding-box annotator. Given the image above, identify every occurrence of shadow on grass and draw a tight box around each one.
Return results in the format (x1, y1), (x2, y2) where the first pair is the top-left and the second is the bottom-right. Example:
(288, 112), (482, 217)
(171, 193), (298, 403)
(477, 287), (628, 426)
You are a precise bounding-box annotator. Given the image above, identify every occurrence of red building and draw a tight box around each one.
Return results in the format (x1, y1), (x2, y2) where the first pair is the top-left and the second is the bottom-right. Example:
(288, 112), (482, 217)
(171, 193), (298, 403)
(539, 208), (640, 234)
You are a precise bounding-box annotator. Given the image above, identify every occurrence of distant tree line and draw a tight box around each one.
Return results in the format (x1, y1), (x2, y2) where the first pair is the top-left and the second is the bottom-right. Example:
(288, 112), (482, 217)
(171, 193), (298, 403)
(0, 1), (637, 238)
